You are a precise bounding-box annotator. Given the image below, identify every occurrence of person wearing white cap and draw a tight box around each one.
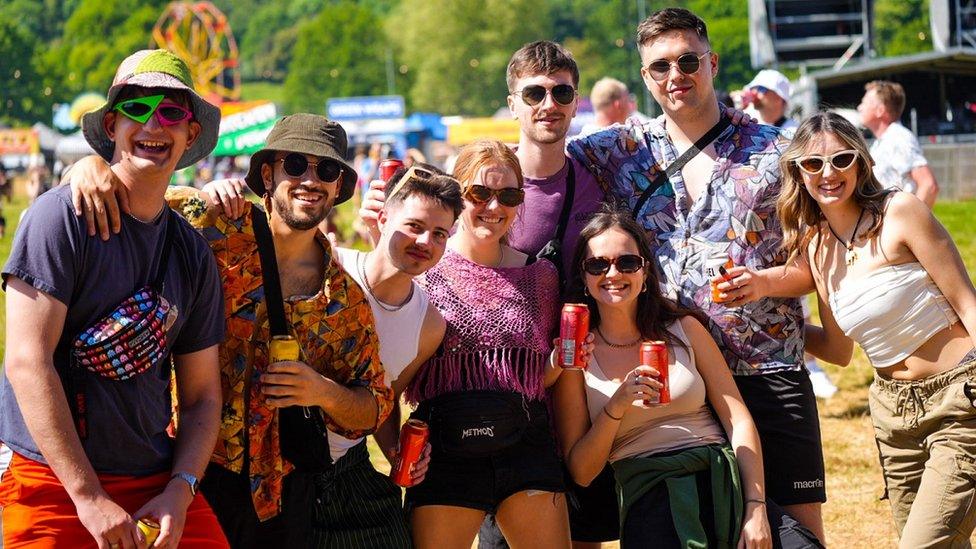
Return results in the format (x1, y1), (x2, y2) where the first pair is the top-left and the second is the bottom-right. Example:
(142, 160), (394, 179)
(739, 69), (799, 134)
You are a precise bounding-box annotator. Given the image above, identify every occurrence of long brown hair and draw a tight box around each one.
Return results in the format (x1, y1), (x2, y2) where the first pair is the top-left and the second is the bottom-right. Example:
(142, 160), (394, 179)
(777, 112), (891, 267)
(566, 203), (698, 347)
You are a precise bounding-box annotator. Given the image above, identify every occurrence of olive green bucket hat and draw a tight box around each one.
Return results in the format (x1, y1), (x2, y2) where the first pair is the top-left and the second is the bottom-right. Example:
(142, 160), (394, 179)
(81, 49), (221, 170)
(244, 114), (358, 205)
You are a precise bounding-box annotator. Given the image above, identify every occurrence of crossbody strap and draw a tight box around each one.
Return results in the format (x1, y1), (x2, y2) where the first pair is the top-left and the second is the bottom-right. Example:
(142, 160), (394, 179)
(553, 161), (576, 243)
(252, 208), (289, 337)
(632, 117), (731, 218)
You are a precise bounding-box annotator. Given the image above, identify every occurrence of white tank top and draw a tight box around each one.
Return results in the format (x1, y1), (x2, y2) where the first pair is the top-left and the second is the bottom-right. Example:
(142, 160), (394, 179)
(584, 320), (726, 463)
(330, 247), (430, 461)
(828, 262), (959, 368)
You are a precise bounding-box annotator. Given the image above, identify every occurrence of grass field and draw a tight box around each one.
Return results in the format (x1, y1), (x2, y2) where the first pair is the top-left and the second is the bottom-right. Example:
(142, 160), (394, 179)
(1, 195), (975, 547)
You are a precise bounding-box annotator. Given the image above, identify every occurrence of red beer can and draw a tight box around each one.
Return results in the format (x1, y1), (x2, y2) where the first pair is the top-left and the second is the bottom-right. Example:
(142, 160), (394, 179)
(391, 419), (429, 487)
(379, 159), (404, 182)
(639, 341), (670, 405)
(559, 304), (590, 369)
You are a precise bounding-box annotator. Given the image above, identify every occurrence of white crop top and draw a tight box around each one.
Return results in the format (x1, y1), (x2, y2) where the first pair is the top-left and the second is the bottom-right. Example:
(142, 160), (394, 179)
(828, 262), (959, 368)
(584, 321), (726, 463)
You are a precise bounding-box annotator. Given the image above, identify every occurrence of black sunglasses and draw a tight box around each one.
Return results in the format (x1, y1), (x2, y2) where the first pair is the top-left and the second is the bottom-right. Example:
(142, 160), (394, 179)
(276, 153), (343, 182)
(464, 184), (525, 207)
(512, 84), (577, 107)
(645, 51), (711, 82)
(582, 254), (646, 276)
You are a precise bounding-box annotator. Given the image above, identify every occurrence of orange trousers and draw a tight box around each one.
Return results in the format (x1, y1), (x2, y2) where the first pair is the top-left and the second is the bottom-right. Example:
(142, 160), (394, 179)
(0, 453), (229, 548)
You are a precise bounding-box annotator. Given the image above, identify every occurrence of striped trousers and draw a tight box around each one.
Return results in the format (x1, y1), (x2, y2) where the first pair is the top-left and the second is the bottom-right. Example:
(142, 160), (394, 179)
(309, 441), (412, 548)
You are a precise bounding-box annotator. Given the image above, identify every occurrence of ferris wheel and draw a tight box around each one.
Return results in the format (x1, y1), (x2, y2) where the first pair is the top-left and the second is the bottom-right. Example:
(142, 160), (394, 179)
(151, 1), (241, 104)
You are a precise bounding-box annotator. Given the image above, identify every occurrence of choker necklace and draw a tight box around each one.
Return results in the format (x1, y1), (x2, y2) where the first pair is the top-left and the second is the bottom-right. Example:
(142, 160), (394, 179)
(825, 208), (866, 266)
(597, 326), (641, 349)
(359, 253), (411, 312)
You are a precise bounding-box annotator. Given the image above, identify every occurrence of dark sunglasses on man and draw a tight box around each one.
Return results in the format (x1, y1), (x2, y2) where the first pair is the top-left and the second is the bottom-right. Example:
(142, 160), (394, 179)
(512, 84), (577, 107)
(582, 254), (646, 276)
(276, 152), (343, 182)
(645, 51), (712, 82)
(463, 184), (525, 207)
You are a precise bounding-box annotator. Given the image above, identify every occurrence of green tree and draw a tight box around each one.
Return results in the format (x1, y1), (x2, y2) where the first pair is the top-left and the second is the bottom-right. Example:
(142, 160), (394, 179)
(873, 0), (931, 57)
(0, 18), (45, 125)
(390, 0), (553, 116)
(283, 2), (387, 113)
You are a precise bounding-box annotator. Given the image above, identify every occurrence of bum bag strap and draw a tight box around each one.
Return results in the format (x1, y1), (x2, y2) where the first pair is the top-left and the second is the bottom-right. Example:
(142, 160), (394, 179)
(252, 208), (289, 337)
(151, 209), (178, 292)
(632, 117), (731, 219)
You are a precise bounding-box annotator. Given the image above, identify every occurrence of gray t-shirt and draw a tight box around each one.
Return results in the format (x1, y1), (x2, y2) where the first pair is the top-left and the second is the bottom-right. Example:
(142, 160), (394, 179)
(0, 185), (224, 475)
(507, 154), (606, 276)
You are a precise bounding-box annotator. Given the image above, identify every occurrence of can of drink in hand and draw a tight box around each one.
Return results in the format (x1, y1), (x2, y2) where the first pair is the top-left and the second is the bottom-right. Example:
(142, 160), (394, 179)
(269, 335), (300, 363)
(559, 303), (590, 369)
(639, 341), (670, 406)
(137, 518), (160, 546)
(379, 159), (404, 182)
(704, 251), (734, 303)
(391, 419), (429, 487)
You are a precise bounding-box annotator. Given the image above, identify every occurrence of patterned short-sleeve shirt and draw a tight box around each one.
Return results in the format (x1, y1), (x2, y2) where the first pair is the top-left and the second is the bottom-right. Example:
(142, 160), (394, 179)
(568, 115), (804, 375)
(166, 187), (394, 520)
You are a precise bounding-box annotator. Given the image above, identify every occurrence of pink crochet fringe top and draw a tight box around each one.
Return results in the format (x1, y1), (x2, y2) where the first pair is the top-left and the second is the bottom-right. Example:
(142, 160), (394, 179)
(405, 248), (559, 404)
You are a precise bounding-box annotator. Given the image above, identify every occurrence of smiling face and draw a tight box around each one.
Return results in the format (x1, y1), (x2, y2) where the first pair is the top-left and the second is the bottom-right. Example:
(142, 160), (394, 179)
(103, 87), (200, 176)
(798, 132), (863, 209)
(638, 29), (717, 117)
(378, 194), (455, 276)
(458, 163), (520, 243)
(583, 227), (647, 311)
(507, 70), (579, 146)
(262, 152), (339, 231)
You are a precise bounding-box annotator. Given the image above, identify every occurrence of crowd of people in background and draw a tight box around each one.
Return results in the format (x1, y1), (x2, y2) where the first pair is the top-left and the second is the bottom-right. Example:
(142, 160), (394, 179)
(0, 6), (973, 549)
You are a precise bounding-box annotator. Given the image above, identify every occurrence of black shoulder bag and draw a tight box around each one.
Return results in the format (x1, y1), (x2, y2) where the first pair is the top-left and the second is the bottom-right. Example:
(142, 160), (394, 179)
(252, 209), (333, 474)
(528, 161), (575, 291)
(632, 117), (731, 219)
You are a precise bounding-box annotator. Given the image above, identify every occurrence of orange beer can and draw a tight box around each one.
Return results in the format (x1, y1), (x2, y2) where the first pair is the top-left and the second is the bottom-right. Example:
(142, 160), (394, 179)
(639, 341), (670, 406)
(705, 251), (735, 303)
(391, 419), (429, 487)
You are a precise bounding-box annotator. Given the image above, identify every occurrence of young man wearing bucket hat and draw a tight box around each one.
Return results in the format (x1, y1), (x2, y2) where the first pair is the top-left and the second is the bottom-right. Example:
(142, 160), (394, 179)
(0, 49), (228, 548)
(65, 113), (396, 547)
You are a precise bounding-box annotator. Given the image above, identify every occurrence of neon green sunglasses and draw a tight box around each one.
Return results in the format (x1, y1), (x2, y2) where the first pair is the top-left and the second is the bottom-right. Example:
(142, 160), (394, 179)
(113, 94), (194, 126)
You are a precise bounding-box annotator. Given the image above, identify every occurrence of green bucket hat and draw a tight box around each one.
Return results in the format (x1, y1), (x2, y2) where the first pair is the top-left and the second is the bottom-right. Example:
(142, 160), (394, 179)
(81, 49), (221, 170)
(244, 114), (358, 205)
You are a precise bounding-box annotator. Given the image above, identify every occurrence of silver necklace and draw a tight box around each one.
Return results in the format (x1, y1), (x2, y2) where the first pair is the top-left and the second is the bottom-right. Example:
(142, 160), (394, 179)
(358, 252), (410, 312)
(597, 326), (641, 348)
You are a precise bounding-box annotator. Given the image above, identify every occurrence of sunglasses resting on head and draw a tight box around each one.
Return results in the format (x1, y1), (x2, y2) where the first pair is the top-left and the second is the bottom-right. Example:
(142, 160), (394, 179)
(114, 94), (194, 126)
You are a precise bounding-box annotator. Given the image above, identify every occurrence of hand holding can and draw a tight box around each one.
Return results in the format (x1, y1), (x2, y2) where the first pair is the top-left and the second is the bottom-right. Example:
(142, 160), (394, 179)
(639, 341), (670, 406)
(705, 252), (735, 303)
(391, 419), (429, 487)
(559, 304), (590, 369)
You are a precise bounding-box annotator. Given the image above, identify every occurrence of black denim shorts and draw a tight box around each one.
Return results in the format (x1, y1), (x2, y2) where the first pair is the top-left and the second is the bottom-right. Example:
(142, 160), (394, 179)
(405, 397), (565, 513)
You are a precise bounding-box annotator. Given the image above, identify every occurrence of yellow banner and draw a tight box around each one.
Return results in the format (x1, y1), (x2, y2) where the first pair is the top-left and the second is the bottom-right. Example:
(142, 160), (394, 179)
(0, 129), (39, 155)
(447, 118), (520, 146)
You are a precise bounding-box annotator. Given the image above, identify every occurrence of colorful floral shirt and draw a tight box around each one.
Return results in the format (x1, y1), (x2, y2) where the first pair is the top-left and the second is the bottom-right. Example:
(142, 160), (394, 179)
(568, 115), (803, 375)
(166, 187), (393, 520)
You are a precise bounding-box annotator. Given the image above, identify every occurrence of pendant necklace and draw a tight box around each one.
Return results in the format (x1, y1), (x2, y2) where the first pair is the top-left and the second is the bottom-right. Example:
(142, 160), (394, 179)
(825, 208), (866, 266)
